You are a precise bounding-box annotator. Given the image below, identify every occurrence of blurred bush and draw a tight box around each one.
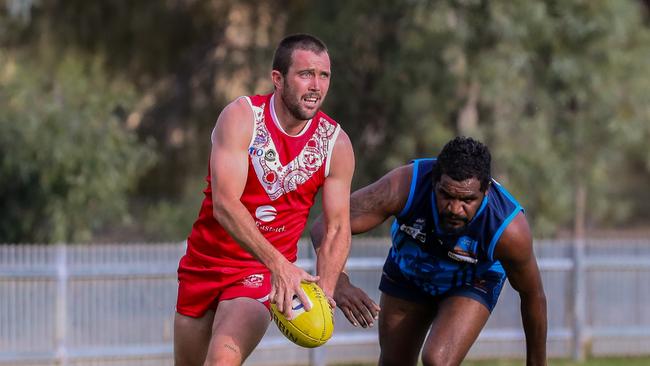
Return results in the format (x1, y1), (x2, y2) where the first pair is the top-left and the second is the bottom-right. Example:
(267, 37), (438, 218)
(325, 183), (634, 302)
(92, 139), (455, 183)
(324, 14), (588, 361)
(0, 53), (156, 243)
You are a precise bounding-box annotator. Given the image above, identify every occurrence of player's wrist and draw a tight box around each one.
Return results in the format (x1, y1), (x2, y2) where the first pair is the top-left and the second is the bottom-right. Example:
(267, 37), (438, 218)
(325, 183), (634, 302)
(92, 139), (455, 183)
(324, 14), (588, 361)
(320, 284), (335, 298)
(266, 252), (290, 273)
(338, 270), (350, 284)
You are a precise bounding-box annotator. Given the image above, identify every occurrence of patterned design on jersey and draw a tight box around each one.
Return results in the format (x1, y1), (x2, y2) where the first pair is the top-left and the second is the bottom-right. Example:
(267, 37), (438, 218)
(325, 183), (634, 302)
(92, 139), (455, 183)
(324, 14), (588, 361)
(248, 102), (338, 201)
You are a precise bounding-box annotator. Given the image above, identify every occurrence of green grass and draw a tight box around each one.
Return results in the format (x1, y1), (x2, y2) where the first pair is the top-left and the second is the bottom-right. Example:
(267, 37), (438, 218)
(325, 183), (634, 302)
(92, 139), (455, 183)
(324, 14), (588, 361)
(334, 356), (650, 366)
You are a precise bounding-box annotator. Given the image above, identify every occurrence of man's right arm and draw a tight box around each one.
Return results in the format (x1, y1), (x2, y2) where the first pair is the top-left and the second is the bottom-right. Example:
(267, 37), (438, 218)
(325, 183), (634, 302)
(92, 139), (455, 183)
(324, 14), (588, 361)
(310, 164), (412, 326)
(494, 213), (547, 365)
(312, 164), (412, 239)
(211, 98), (318, 317)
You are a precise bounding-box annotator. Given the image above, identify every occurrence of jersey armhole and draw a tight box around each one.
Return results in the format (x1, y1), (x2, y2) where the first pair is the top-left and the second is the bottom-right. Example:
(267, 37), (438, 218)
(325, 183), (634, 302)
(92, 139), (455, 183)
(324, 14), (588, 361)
(487, 206), (523, 261)
(396, 160), (420, 219)
(324, 124), (342, 177)
(210, 96), (255, 148)
(239, 96), (256, 148)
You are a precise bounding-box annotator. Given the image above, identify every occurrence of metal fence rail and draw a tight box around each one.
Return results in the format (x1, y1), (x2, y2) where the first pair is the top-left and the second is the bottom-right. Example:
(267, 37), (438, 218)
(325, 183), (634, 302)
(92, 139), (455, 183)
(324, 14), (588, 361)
(1, 238), (650, 365)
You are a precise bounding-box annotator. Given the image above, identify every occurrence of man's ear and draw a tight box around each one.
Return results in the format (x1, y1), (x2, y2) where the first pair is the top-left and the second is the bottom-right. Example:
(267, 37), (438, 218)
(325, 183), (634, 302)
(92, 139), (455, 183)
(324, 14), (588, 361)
(271, 70), (283, 90)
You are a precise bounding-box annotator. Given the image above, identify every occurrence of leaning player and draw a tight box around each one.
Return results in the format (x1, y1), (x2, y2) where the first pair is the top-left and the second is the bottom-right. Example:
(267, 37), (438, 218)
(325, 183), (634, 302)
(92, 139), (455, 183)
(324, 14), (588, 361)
(174, 34), (354, 366)
(311, 137), (547, 366)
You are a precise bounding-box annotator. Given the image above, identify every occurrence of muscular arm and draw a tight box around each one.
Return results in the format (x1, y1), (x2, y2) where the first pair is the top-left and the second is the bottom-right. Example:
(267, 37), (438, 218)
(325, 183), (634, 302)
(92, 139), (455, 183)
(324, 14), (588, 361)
(494, 212), (547, 366)
(211, 98), (283, 268)
(211, 98), (317, 316)
(311, 163), (412, 242)
(314, 130), (354, 297)
(349, 164), (412, 234)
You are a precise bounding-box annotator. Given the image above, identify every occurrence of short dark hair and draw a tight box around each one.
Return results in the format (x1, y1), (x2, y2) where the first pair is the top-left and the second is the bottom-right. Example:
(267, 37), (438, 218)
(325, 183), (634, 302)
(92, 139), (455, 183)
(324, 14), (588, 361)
(272, 33), (328, 76)
(433, 136), (492, 191)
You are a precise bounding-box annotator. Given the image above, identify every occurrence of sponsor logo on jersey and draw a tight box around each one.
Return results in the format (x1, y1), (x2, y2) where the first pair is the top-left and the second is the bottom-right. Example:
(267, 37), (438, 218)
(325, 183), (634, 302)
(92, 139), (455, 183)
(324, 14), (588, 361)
(400, 220), (427, 243)
(242, 274), (265, 288)
(264, 149), (276, 162)
(249, 147), (265, 157)
(255, 222), (286, 233)
(447, 236), (479, 264)
(255, 205), (277, 222)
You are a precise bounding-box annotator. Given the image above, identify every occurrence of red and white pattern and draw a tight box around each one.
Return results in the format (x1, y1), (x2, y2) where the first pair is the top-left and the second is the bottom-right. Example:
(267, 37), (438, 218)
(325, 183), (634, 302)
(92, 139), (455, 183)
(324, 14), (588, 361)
(249, 101), (339, 201)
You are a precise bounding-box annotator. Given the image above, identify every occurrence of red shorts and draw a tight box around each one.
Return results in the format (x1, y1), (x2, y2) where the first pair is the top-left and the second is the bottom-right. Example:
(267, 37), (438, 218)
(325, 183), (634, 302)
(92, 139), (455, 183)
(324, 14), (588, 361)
(176, 254), (272, 318)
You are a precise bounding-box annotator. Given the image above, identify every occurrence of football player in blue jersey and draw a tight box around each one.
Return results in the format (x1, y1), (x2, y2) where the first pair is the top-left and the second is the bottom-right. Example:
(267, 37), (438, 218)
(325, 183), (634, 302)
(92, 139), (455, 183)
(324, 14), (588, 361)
(311, 136), (547, 366)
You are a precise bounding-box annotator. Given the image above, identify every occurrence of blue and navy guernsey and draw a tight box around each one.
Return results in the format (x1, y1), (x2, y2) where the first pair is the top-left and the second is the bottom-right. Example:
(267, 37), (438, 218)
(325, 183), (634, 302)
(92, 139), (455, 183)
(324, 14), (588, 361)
(383, 158), (523, 310)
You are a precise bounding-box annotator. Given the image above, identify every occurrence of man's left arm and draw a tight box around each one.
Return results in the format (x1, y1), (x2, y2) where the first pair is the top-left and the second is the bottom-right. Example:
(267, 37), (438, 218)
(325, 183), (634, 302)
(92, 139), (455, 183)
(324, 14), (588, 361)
(315, 129), (355, 299)
(494, 212), (547, 366)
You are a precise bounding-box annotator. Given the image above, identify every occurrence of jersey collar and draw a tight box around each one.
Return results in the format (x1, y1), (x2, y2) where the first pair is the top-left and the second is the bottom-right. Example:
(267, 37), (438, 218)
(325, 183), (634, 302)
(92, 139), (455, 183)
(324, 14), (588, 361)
(270, 93), (313, 137)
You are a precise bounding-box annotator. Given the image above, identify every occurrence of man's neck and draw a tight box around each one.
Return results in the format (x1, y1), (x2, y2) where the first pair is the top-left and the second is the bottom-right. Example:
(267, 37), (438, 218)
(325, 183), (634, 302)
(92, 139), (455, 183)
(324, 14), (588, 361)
(272, 93), (310, 136)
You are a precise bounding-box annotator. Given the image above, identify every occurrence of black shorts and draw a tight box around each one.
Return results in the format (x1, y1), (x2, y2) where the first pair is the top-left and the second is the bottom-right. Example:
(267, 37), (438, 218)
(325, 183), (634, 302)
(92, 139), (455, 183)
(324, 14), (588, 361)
(379, 256), (505, 312)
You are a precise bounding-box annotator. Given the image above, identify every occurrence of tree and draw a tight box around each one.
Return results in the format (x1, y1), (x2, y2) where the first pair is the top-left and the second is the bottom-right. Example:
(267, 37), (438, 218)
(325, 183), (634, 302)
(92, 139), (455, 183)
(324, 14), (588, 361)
(0, 52), (155, 243)
(3, 0), (649, 240)
(289, 0), (650, 236)
(1, 0), (285, 241)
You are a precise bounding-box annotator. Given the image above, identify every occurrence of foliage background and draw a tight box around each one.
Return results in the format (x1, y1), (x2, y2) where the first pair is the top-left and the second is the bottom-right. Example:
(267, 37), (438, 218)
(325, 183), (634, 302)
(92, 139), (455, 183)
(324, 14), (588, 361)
(1, 0), (649, 243)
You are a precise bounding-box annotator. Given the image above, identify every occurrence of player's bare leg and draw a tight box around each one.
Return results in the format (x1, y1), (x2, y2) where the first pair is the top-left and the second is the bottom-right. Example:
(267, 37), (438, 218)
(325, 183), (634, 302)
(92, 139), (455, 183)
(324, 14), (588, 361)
(377, 293), (437, 366)
(204, 297), (271, 366)
(174, 310), (215, 366)
(420, 296), (490, 366)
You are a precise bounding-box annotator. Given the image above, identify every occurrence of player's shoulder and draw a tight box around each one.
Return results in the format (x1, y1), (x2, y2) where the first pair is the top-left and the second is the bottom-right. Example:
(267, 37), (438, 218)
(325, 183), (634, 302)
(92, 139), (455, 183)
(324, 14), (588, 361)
(390, 163), (414, 183)
(495, 212), (532, 257)
(327, 129), (354, 177)
(222, 96), (254, 116)
(378, 163), (416, 204)
(212, 97), (255, 144)
(502, 212), (530, 238)
(332, 127), (351, 147)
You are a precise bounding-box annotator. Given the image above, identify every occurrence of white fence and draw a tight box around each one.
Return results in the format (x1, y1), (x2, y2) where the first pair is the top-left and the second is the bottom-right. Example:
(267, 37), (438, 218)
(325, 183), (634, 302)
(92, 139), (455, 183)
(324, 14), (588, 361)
(1, 238), (650, 365)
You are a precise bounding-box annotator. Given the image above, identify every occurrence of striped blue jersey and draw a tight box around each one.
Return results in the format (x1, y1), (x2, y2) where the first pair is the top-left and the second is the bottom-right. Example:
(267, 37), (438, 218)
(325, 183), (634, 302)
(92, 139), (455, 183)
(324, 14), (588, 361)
(388, 158), (523, 296)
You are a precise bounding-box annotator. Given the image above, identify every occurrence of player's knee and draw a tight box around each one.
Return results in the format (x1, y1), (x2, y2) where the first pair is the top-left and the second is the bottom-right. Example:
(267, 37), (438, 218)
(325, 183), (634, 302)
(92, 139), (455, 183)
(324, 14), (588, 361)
(421, 350), (457, 366)
(174, 352), (201, 366)
(174, 344), (206, 366)
(203, 351), (242, 366)
(379, 353), (418, 366)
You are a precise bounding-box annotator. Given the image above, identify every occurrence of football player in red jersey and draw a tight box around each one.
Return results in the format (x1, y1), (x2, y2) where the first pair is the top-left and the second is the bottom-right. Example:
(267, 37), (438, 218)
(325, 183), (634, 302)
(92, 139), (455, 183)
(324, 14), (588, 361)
(174, 34), (355, 366)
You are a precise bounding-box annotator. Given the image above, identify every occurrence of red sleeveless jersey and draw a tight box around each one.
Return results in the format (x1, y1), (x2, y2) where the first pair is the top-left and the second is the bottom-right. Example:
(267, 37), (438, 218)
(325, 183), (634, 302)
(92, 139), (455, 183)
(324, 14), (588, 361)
(186, 93), (341, 268)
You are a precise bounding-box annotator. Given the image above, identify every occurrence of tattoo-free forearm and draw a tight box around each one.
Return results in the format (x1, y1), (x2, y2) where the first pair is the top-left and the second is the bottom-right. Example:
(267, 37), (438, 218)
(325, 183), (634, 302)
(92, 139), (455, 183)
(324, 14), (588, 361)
(315, 222), (351, 296)
(213, 196), (287, 270)
(310, 216), (326, 251)
(521, 292), (548, 366)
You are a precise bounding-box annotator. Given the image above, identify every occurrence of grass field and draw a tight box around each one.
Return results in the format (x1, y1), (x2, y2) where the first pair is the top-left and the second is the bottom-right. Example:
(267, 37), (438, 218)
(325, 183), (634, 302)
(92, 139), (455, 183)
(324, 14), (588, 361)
(335, 357), (650, 366)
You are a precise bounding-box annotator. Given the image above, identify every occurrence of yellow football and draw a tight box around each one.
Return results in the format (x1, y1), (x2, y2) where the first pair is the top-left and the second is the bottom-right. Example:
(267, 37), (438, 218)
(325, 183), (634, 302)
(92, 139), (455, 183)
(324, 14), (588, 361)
(270, 282), (334, 348)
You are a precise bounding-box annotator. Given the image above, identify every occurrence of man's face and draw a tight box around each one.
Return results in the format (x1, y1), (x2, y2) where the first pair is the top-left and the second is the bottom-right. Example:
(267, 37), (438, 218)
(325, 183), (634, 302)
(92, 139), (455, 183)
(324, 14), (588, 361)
(277, 49), (331, 121)
(434, 174), (486, 234)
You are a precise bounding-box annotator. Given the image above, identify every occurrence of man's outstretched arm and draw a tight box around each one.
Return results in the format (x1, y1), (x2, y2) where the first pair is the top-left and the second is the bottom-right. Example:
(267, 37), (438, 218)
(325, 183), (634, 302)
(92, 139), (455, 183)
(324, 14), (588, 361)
(495, 212), (547, 366)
